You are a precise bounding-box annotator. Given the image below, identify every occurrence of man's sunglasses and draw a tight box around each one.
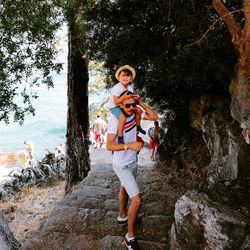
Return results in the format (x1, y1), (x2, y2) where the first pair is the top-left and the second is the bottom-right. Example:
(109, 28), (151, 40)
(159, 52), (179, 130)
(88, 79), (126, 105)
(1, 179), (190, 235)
(125, 103), (137, 108)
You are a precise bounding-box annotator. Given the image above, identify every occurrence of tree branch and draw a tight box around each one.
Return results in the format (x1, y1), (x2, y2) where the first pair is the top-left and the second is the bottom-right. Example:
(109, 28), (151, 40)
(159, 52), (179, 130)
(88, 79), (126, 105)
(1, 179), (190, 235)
(212, 0), (241, 37)
(212, 0), (243, 53)
(183, 9), (242, 48)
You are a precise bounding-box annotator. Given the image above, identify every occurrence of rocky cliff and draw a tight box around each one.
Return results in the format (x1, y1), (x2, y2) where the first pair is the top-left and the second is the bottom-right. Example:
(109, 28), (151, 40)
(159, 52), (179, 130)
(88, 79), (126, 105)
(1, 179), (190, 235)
(168, 96), (250, 249)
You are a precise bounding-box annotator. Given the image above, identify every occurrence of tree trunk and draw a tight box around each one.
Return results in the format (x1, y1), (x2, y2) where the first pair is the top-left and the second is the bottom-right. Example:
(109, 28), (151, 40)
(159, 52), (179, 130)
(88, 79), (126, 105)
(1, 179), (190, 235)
(0, 211), (20, 250)
(212, 0), (250, 129)
(65, 18), (90, 193)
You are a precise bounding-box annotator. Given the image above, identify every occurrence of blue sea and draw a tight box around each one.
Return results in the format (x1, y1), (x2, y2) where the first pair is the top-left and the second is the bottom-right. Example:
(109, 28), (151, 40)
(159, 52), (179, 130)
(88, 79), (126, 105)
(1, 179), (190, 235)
(0, 26), (108, 160)
(0, 71), (110, 160)
(0, 71), (68, 160)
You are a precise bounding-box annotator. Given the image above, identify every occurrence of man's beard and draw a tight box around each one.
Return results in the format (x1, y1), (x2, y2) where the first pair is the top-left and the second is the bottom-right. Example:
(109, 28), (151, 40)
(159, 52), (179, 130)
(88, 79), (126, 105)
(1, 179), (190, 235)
(122, 109), (134, 117)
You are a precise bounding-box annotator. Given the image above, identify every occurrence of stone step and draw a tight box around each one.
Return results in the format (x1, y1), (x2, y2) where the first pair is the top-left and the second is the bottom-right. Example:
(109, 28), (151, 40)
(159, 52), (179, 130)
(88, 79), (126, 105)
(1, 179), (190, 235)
(21, 147), (172, 249)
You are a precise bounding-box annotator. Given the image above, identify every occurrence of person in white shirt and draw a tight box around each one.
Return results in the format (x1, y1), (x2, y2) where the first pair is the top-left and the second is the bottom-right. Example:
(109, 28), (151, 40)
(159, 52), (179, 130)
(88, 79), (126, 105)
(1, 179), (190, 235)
(106, 91), (158, 250)
(92, 115), (104, 148)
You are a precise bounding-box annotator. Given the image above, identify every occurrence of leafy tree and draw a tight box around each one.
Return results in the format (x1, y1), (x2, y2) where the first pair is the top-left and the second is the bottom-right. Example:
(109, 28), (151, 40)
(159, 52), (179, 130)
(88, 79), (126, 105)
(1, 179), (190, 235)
(0, 0), (62, 124)
(85, 0), (237, 129)
(1, 0), (91, 192)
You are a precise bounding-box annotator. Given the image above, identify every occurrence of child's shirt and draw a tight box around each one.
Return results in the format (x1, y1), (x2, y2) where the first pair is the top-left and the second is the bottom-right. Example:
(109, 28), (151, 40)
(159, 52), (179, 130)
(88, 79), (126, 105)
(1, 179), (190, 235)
(107, 82), (134, 109)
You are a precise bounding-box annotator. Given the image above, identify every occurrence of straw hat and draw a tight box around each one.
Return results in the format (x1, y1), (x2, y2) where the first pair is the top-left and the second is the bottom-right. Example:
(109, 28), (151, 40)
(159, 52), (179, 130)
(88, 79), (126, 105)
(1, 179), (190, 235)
(115, 65), (136, 80)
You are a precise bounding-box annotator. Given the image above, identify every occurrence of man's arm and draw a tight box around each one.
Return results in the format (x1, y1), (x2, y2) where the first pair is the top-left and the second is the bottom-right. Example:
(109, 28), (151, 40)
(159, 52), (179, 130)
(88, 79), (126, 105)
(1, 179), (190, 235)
(138, 101), (158, 121)
(106, 133), (143, 152)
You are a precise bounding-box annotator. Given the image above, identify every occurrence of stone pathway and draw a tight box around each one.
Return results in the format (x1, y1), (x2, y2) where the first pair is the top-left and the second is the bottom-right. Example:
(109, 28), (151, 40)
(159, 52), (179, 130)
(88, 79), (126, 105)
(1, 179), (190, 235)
(21, 147), (172, 250)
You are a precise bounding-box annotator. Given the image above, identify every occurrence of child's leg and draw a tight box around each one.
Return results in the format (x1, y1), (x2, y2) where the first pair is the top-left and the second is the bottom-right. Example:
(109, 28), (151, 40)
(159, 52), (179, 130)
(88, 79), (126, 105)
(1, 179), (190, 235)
(135, 107), (146, 135)
(118, 113), (126, 144)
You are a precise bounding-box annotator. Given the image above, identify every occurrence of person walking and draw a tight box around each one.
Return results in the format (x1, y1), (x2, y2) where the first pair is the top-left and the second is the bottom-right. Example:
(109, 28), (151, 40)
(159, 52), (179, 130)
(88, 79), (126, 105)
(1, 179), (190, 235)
(92, 115), (104, 148)
(148, 121), (160, 161)
(106, 91), (158, 250)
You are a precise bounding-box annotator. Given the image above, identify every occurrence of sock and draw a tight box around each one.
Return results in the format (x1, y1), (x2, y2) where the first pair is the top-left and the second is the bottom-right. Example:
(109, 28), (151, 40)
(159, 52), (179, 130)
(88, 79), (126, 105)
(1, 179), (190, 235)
(137, 125), (146, 135)
(126, 233), (135, 241)
(118, 136), (125, 144)
(118, 216), (127, 221)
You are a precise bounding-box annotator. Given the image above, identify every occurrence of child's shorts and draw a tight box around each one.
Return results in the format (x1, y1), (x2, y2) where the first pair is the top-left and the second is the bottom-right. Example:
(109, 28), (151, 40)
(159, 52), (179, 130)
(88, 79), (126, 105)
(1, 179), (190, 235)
(112, 161), (139, 198)
(110, 106), (122, 119)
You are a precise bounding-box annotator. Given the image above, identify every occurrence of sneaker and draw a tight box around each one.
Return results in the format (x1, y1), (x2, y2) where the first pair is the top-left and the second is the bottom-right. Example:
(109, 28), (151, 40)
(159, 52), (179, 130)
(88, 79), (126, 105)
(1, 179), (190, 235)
(117, 216), (127, 226)
(124, 236), (140, 250)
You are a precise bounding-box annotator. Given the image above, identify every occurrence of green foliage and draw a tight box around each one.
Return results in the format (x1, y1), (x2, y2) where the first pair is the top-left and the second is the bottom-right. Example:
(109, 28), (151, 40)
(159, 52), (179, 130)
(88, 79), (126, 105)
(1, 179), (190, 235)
(0, 0), (64, 124)
(85, 0), (239, 128)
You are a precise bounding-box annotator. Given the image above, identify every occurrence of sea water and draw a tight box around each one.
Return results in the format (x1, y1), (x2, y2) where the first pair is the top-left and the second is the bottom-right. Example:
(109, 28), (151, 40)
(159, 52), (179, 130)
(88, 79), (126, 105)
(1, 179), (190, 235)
(0, 71), (68, 160)
(0, 70), (110, 160)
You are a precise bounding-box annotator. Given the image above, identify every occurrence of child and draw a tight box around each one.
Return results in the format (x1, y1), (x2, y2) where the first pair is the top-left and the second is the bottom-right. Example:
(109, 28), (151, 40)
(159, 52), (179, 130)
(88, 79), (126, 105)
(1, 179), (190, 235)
(107, 65), (146, 144)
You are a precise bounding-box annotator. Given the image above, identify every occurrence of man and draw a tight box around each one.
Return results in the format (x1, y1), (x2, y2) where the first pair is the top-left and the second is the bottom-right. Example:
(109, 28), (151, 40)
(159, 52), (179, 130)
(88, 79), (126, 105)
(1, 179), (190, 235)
(106, 91), (158, 250)
(92, 115), (104, 148)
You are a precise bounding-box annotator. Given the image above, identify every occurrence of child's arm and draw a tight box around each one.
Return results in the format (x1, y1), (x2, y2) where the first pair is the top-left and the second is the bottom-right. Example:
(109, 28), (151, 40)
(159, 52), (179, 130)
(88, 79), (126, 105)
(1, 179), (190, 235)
(113, 92), (131, 105)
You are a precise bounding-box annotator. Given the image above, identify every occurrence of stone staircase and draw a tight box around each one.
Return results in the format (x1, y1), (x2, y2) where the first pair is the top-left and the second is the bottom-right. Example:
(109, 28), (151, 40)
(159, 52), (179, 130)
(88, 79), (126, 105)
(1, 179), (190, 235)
(21, 147), (172, 250)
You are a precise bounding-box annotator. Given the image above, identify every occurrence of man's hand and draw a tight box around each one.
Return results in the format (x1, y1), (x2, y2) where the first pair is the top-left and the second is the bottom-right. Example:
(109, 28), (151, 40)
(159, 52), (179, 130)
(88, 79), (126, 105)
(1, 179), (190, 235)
(132, 95), (140, 102)
(127, 142), (143, 152)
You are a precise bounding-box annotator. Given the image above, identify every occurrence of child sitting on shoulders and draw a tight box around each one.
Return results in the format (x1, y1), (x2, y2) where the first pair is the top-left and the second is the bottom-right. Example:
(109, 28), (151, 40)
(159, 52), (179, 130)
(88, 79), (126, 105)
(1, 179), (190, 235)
(107, 65), (146, 144)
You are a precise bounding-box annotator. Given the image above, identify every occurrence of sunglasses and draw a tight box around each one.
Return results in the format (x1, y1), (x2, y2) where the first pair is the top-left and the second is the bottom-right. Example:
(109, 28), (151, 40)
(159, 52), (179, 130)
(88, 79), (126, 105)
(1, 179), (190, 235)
(125, 103), (136, 108)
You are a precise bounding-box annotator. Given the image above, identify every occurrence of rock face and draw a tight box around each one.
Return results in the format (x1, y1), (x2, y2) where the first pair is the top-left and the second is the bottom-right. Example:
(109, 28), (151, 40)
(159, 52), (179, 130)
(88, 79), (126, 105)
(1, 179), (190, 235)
(202, 108), (250, 187)
(189, 95), (229, 132)
(170, 190), (250, 250)
(0, 153), (66, 201)
(170, 96), (250, 249)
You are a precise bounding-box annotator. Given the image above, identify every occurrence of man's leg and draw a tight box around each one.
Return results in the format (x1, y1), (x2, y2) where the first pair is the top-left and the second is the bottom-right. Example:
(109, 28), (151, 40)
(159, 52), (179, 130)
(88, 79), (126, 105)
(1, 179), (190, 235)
(97, 134), (100, 148)
(127, 193), (141, 237)
(119, 186), (128, 218)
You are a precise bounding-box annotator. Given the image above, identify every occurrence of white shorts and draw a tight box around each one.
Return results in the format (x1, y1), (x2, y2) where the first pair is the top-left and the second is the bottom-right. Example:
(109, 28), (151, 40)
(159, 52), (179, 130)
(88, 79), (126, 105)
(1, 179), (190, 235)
(113, 161), (139, 198)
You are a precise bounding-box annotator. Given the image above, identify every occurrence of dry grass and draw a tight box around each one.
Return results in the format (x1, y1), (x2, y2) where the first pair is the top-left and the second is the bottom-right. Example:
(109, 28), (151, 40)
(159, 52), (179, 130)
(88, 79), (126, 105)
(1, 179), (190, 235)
(0, 180), (65, 243)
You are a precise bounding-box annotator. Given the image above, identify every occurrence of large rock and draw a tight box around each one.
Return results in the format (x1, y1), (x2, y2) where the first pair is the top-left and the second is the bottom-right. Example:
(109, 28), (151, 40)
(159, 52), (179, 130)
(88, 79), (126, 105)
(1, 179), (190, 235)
(170, 190), (250, 250)
(202, 108), (250, 187)
(0, 153), (66, 201)
(189, 95), (229, 132)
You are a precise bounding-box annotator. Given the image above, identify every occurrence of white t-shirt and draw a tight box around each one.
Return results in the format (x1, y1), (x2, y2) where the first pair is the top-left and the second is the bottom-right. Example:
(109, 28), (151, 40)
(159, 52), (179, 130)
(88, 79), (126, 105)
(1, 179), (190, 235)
(93, 117), (104, 134)
(107, 114), (137, 165)
(107, 82), (134, 109)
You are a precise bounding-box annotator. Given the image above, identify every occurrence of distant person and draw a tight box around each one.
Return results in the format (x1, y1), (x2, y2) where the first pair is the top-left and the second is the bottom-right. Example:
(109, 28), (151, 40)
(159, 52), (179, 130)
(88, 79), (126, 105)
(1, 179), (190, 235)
(135, 135), (145, 164)
(87, 127), (94, 146)
(106, 91), (158, 250)
(24, 140), (35, 166)
(54, 143), (65, 162)
(92, 115), (104, 148)
(107, 65), (146, 144)
(148, 121), (160, 161)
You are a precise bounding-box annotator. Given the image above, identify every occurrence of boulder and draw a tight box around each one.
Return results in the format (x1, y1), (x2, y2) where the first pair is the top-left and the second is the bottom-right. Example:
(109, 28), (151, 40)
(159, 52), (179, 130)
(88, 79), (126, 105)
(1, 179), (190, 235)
(0, 153), (66, 201)
(202, 108), (250, 187)
(170, 190), (250, 250)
